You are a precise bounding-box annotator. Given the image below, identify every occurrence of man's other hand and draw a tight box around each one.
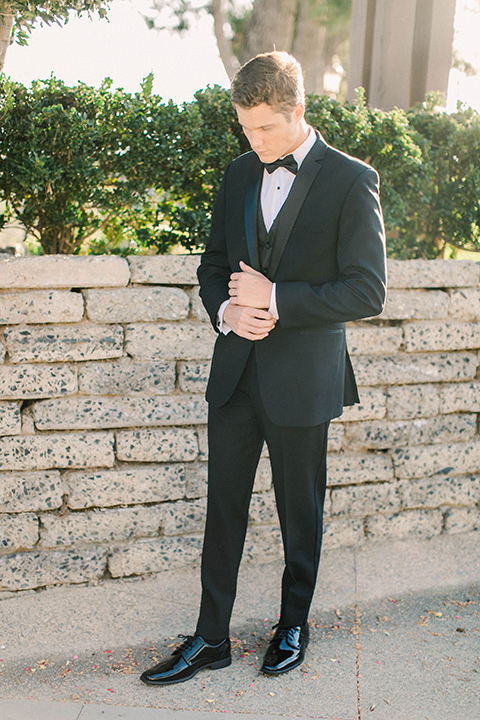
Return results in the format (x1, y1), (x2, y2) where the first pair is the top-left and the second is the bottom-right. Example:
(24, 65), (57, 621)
(229, 261), (273, 309)
(223, 303), (277, 341)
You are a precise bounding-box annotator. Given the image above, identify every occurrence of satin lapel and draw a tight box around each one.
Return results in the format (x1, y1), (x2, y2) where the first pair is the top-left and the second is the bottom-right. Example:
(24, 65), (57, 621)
(244, 163), (262, 270)
(268, 135), (327, 279)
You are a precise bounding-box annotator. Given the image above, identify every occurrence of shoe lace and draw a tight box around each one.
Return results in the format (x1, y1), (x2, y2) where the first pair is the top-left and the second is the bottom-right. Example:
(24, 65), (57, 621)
(275, 627), (293, 641)
(174, 634), (197, 655)
(272, 624), (299, 642)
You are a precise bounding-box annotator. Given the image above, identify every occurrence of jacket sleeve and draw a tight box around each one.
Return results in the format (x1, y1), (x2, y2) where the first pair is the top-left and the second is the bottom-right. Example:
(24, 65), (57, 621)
(276, 167), (387, 327)
(196, 167), (232, 331)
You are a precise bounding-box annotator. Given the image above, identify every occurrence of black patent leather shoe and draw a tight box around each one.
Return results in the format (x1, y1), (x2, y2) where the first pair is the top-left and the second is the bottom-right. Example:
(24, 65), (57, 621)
(140, 635), (231, 685)
(261, 624), (309, 675)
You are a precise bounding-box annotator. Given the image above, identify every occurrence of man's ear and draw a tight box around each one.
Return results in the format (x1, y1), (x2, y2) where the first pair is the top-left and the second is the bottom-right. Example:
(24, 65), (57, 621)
(294, 103), (305, 124)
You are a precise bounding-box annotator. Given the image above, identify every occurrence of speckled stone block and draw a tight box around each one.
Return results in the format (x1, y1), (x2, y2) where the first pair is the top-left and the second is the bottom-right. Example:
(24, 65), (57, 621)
(365, 509), (444, 541)
(386, 384), (440, 419)
(409, 414), (476, 445)
(128, 255), (201, 286)
(65, 464), (185, 509)
(253, 457), (273, 492)
(185, 462), (208, 499)
(327, 452), (394, 486)
(178, 361), (211, 393)
(248, 490), (277, 526)
(393, 440), (480, 480)
(0, 255), (129, 289)
(343, 420), (411, 450)
(84, 287), (190, 323)
(444, 506), (480, 534)
(347, 326), (403, 355)
(398, 474), (480, 510)
(387, 259), (479, 289)
(108, 536), (203, 577)
(39, 506), (163, 548)
(0, 547), (108, 591)
(337, 387), (386, 421)
(379, 289), (450, 320)
(328, 423), (344, 451)
(352, 352), (477, 386)
(0, 364), (78, 399)
(438, 382), (480, 413)
(449, 288), (480, 321)
(344, 414), (476, 451)
(0, 470), (63, 513)
(0, 513), (39, 549)
(0, 402), (21, 436)
(189, 287), (210, 322)
(33, 394), (208, 430)
(196, 425), (208, 459)
(322, 517), (365, 549)
(0, 432), (115, 471)
(184, 456), (273, 500)
(0, 290), (84, 325)
(78, 359), (176, 396)
(116, 427), (199, 462)
(404, 322), (480, 353)
(161, 498), (207, 536)
(5, 324), (124, 363)
(0, 342), (5, 363)
(331, 483), (399, 517)
(243, 525), (283, 562)
(125, 322), (214, 361)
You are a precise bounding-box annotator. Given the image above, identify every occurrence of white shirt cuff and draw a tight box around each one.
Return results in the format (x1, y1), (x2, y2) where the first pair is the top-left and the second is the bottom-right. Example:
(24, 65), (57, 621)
(269, 283), (279, 319)
(216, 299), (232, 335)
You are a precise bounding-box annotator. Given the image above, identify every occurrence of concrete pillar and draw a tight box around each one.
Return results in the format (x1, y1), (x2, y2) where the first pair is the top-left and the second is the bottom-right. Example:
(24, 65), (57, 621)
(347, 0), (456, 109)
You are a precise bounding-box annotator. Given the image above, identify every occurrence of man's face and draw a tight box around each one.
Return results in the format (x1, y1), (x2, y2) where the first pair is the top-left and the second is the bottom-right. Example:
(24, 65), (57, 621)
(236, 102), (305, 163)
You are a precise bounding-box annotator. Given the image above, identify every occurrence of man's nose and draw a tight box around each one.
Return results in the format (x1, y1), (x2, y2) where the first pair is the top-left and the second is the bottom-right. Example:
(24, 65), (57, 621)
(249, 133), (262, 150)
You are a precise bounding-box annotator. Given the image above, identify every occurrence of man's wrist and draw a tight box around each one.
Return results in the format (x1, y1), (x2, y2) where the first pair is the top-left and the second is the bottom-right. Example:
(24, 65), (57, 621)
(217, 299), (232, 335)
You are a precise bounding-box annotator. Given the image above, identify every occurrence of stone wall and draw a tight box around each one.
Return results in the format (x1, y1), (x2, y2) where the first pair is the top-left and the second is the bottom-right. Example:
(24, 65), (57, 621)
(0, 255), (479, 592)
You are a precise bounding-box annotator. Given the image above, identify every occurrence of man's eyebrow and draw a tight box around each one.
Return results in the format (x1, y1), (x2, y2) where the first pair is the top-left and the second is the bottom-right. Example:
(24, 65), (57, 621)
(241, 123), (274, 130)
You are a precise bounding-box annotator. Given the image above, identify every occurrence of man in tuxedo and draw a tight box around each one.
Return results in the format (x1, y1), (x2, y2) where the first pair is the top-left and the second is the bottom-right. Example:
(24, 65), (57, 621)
(141, 51), (386, 686)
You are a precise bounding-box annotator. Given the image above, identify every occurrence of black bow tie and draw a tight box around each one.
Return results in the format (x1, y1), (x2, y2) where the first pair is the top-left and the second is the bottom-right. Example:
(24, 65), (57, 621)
(263, 154), (298, 175)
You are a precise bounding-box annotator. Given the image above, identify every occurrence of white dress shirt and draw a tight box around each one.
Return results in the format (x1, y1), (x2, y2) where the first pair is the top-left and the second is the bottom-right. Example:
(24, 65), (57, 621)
(218, 126), (316, 334)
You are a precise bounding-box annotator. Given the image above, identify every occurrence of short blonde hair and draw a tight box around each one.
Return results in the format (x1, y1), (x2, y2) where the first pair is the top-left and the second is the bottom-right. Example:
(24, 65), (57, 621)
(231, 51), (305, 117)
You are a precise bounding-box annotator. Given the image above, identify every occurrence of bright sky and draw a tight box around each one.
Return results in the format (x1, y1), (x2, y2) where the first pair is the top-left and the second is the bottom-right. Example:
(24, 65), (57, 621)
(4, 0), (230, 104)
(3, 0), (480, 108)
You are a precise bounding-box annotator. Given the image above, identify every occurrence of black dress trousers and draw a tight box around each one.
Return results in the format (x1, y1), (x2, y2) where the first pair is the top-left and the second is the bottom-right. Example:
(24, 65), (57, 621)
(195, 347), (329, 639)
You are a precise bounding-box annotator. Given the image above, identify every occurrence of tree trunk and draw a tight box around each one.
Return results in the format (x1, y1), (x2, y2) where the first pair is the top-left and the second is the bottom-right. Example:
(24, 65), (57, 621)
(0, 9), (14, 73)
(292, 1), (327, 94)
(211, 0), (240, 80)
(240, 0), (298, 64)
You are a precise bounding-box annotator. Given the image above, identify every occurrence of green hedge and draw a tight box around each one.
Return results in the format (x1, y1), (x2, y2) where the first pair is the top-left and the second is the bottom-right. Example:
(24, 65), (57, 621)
(1, 75), (479, 258)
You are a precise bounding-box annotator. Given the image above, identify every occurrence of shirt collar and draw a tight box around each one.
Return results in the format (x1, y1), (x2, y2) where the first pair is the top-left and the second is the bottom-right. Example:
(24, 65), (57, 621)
(291, 126), (316, 169)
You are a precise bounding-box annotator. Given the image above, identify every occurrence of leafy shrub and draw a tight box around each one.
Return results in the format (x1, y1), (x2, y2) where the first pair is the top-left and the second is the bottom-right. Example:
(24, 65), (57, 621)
(0, 74), (180, 254)
(405, 101), (480, 258)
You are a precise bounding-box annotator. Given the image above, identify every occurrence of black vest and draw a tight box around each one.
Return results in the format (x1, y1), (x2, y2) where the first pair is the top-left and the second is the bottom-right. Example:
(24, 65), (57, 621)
(257, 204), (283, 279)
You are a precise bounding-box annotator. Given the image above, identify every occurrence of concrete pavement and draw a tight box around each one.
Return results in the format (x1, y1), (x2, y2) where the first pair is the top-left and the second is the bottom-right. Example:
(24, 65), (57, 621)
(0, 531), (479, 720)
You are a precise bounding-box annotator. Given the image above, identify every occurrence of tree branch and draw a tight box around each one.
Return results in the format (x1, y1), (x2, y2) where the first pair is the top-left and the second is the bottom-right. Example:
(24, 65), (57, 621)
(210, 0), (239, 80)
(0, 11), (14, 73)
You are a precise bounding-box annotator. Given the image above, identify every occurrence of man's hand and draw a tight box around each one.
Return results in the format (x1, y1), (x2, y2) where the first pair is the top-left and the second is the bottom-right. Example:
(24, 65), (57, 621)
(223, 303), (277, 341)
(229, 261), (273, 309)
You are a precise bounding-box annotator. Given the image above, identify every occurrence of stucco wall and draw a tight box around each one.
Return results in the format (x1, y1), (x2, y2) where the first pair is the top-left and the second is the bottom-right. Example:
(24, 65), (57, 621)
(0, 255), (479, 592)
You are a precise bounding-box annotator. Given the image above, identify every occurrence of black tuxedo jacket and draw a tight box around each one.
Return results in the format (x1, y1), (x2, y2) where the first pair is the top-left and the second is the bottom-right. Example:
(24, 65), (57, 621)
(197, 132), (387, 427)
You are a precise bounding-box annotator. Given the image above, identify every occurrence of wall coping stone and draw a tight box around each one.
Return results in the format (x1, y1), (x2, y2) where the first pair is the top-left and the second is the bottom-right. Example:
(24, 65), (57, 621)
(0, 256), (130, 290)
